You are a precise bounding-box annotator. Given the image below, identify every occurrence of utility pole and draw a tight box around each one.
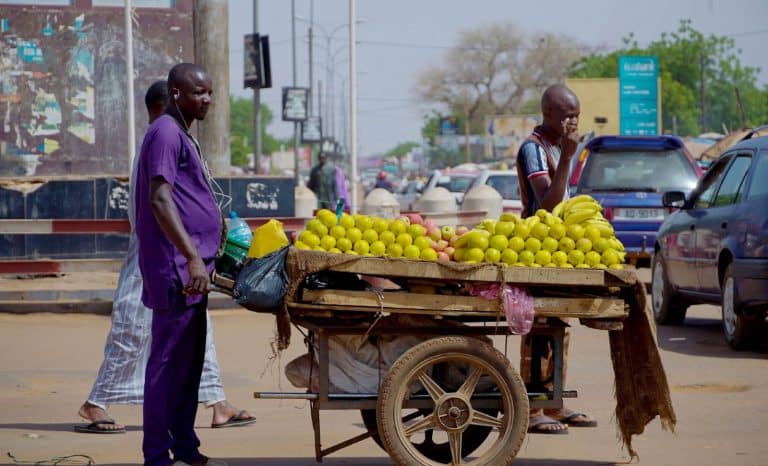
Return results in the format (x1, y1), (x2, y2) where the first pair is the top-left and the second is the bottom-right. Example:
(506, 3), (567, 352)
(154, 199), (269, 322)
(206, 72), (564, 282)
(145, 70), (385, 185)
(194, 0), (231, 176)
(463, 90), (471, 163)
(252, 0), (261, 174)
(291, 0), (300, 186)
(308, 0), (315, 165)
(699, 53), (706, 133)
(124, 0), (135, 171)
(735, 87), (747, 129)
(349, 0), (358, 213)
(308, 0), (314, 116)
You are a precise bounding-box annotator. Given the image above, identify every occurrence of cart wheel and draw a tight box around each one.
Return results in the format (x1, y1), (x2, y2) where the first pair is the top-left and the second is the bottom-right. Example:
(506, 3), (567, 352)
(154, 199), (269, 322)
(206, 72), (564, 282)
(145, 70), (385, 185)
(361, 406), (497, 462)
(377, 336), (528, 465)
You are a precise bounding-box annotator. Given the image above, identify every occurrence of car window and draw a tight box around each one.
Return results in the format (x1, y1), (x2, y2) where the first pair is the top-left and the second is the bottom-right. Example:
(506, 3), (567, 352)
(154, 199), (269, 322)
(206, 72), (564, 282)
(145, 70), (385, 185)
(746, 150), (768, 200)
(437, 175), (474, 193)
(712, 155), (751, 207)
(580, 149), (698, 192)
(486, 175), (521, 200)
(693, 156), (731, 209)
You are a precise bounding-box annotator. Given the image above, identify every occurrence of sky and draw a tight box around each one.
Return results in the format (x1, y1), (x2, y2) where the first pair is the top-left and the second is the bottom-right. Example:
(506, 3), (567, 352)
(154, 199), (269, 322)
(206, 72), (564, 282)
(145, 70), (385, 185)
(227, 0), (768, 156)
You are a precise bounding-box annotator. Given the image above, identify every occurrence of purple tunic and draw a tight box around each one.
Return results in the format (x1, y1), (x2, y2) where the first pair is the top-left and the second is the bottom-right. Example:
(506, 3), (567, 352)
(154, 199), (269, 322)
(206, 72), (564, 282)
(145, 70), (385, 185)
(134, 114), (221, 310)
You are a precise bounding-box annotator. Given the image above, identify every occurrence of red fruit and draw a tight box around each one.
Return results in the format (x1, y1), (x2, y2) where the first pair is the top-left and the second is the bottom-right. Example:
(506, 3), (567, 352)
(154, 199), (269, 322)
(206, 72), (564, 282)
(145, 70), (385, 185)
(407, 213), (424, 225)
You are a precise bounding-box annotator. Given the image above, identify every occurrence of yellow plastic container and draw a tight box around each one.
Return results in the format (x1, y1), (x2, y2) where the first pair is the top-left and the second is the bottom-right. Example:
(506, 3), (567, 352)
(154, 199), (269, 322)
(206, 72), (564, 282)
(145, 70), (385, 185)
(247, 219), (289, 258)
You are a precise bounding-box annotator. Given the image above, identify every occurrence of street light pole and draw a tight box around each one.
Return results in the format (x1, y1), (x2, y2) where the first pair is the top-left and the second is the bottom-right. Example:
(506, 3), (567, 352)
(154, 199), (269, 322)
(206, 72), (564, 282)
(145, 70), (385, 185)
(349, 0), (358, 214)
(124, 0), (135, 171)
(252, 0), (262, 173)
(291, 0), (300, 186)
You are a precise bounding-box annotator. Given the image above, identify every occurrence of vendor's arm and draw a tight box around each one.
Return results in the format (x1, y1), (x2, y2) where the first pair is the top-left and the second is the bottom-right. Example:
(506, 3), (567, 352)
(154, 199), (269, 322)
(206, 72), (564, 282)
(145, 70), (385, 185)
(150, 177), (209, 295)
(529, 129), (579, 211)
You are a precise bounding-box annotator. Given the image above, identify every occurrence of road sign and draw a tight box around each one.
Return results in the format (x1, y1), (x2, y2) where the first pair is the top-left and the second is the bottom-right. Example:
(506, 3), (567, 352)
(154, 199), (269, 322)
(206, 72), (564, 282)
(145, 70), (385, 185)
(619, 56), (659, 135)
(301, 116), (322, 143)
(282, 87), (309, 122)
(244, 34), (272, 89)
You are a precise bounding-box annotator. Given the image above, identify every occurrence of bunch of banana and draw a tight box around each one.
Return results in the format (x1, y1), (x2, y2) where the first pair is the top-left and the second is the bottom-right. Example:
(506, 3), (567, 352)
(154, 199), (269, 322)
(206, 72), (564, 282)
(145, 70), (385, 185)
(554, 195), (603, 225)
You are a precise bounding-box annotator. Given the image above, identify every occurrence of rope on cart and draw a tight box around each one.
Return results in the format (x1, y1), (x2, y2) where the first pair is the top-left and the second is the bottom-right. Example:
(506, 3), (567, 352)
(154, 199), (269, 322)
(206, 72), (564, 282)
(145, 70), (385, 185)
(362, 288), (387, 341)
(7, 452), (95, 466)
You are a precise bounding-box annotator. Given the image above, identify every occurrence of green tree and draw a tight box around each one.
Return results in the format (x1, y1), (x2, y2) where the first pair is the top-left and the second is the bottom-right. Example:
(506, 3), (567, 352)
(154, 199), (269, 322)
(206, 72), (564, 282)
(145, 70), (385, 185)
(420, 111), (470, 168)
(386, 141), (420, 172)
(570, 20), (768, 135)
(414, 22), (587, 135)
(229, 97), (281, 167)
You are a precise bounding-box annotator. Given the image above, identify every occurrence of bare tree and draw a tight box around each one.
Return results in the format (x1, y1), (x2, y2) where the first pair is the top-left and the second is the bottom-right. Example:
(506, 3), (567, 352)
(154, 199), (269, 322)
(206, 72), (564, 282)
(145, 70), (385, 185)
(414, 22), (588, 130)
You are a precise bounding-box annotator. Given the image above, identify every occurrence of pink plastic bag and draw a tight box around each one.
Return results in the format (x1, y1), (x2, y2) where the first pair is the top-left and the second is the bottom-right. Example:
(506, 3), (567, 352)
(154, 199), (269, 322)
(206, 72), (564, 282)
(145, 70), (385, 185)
(469, 284), (534, 335)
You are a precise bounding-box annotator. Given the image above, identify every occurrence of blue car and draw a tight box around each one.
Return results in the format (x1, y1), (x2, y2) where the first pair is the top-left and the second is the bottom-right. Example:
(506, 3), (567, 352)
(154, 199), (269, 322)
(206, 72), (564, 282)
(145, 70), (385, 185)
(652, 135), (768, 350)
(570, 136), (702, 260)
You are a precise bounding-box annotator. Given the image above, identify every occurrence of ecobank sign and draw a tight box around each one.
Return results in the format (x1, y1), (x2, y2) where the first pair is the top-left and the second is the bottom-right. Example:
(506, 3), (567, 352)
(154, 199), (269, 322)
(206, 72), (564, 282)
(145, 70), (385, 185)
(619, 56), (660, 135)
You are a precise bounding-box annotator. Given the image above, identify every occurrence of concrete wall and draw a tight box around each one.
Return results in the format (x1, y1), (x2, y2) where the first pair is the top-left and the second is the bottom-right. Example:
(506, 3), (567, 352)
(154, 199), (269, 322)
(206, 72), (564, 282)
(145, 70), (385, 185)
(0, 176), (296, 259)
(566, 78), (620, 136)
(0, 1), (194, 178)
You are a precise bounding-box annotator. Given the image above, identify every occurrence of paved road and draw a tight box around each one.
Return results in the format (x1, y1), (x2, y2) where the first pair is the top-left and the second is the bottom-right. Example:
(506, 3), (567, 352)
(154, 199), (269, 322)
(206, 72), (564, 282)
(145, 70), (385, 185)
(0, 271), (766, 466)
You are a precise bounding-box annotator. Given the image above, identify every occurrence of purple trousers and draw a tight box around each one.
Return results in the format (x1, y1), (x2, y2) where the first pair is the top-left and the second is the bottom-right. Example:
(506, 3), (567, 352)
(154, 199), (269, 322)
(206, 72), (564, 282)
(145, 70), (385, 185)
(143, 293), (207, 466)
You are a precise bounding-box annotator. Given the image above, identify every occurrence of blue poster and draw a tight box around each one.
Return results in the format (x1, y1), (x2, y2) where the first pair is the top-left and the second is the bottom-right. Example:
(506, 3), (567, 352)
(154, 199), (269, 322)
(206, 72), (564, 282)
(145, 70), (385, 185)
(619, 56), (659, 135)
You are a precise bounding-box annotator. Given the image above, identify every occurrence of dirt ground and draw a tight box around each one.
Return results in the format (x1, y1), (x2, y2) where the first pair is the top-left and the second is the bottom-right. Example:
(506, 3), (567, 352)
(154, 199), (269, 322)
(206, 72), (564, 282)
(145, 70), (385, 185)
(0, 282), (767, 465)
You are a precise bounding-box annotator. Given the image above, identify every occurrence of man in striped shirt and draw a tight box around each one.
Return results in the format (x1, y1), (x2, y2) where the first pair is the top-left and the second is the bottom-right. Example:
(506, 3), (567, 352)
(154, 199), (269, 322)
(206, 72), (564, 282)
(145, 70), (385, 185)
(516, 84), (597, 434)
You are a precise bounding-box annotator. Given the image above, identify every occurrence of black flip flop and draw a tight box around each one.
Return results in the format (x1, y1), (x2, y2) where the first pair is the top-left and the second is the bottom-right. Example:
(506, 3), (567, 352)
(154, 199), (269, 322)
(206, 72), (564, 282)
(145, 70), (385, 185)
(559, 411), (598, 428)
(74, 419), (126, 434)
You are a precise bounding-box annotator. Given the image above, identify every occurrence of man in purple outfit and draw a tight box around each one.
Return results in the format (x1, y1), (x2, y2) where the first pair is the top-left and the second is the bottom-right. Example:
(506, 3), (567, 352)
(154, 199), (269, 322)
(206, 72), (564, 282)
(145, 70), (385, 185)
(135, 63), (226, 466)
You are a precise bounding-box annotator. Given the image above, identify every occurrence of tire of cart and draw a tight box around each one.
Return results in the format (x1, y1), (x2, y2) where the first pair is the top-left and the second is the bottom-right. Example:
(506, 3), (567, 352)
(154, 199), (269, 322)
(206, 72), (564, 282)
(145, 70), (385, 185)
(360, 407), (497, 463)
(374, 336), (529, 465)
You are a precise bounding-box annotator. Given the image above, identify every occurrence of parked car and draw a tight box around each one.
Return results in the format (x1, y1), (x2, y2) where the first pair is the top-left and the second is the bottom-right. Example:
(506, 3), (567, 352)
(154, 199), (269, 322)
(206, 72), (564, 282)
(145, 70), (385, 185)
(394, 178), (424, 212)
(571, 135), (703, 260)
(421, 169), (478, 205)
(464, 169), (522, 214)
(652, 135), (768, 350)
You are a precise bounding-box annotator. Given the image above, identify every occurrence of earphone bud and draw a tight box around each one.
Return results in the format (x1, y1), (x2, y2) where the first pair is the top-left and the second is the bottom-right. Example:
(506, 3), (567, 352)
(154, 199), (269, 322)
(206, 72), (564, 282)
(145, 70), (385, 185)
(174, 93), (179, 101)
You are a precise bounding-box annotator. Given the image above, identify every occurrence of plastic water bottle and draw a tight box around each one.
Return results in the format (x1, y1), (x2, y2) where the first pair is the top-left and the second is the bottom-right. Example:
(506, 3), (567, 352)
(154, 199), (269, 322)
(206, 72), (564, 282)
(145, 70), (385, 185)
(218, 212), (253, 278)
(335, 198), (345, 223)
(227, 211), (253, 246)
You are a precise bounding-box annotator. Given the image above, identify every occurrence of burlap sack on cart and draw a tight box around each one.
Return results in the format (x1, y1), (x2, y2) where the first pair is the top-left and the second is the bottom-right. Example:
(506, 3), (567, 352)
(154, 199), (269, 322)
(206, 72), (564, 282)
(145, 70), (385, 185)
(609, 277), (676, 459)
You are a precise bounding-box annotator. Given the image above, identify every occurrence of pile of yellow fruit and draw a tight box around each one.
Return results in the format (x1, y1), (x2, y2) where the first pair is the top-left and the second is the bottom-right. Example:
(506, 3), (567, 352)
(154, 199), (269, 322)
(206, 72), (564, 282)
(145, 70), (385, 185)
(293, 195), (625, 269)
(453, 195), (626, 269)
(294, 210), (454, 261)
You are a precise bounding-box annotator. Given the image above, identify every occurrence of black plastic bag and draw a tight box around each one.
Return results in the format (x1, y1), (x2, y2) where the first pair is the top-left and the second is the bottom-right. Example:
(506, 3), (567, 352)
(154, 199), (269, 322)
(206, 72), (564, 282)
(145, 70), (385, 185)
(233, 246), (289, 312)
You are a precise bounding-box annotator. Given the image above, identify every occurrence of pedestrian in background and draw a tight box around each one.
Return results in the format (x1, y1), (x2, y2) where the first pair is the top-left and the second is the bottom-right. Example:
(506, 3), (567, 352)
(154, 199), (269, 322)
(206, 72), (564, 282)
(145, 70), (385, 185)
(373, 171), (393, 192)
(334, 156), (350, 211)
(307, 152), (337, 209)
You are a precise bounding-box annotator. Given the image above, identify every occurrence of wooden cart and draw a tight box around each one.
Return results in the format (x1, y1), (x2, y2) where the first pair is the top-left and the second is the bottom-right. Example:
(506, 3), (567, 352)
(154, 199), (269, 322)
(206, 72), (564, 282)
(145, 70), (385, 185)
(225, 249), (648, 465)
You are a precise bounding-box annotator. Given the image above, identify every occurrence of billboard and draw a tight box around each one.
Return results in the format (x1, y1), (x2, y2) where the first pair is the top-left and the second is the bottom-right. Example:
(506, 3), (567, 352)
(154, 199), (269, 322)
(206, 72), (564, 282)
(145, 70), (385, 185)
(282, 87), (309, 122)
(619, 56), (660, 135)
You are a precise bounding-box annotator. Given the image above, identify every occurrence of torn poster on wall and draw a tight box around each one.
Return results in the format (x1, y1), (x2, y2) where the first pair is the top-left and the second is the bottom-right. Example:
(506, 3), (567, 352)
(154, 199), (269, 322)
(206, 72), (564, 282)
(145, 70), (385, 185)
(0, 5), (192, 178)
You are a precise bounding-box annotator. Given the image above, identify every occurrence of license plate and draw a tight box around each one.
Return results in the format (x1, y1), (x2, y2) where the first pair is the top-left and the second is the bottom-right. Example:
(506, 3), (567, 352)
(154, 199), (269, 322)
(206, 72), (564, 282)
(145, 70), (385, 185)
(615, 208), (665, 221)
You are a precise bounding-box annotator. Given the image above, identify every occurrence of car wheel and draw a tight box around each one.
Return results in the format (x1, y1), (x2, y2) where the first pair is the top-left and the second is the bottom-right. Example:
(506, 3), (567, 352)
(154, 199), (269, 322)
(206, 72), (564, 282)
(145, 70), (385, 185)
(721, 264), (756, 350)
(651, 254), (687, 325)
